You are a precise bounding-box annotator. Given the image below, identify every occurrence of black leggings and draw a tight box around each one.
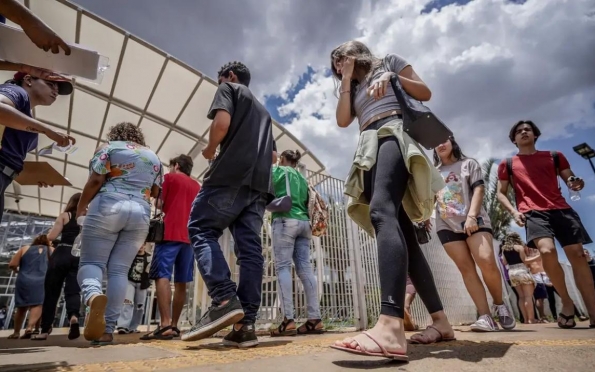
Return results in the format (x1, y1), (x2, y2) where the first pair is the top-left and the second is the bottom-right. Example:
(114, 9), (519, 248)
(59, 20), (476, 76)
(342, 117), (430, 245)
(363, 130), (444, 319)
(40, 245), (81, 333)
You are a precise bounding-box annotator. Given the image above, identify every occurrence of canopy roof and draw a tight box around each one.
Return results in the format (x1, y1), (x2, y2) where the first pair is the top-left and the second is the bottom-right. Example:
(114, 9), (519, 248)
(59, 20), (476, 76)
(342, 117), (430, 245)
(1, 0), (325, 218)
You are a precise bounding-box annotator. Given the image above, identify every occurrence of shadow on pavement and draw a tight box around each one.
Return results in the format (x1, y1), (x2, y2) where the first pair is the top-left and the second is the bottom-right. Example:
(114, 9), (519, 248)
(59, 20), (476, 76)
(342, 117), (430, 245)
(332, 340), (513, 369)
(2, 361), (73, 372)
(0, 333), (160, 350)
(187, 339), (292, 351)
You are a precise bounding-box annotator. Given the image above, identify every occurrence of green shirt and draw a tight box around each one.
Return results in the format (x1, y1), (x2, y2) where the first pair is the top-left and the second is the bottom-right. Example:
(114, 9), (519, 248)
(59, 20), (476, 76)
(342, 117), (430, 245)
(271, 166), (309, 221)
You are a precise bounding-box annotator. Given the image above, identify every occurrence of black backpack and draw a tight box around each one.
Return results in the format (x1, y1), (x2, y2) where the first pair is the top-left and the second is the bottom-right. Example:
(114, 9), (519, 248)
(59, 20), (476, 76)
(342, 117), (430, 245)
(506, 151), (561, 193)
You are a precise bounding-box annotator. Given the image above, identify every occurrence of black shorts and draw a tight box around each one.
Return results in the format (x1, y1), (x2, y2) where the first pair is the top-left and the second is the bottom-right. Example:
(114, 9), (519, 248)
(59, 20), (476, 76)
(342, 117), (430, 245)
(534, 283), (548, 300)
(525, 209), (593, 248)
(437, 228), (493, 244)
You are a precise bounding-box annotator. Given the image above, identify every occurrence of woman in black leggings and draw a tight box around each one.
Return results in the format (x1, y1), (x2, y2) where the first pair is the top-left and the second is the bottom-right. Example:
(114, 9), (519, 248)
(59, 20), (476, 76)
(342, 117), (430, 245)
(329, 40), (454, 361)
(32, 193), (82, 340)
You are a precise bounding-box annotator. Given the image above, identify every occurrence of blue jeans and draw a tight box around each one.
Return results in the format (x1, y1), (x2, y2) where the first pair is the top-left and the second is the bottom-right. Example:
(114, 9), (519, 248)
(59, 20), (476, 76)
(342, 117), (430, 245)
(188, 185), (267, 324)
(272, 218), (321, 319)
(77, 193), (150, 333)
(117, 281), (147, 330)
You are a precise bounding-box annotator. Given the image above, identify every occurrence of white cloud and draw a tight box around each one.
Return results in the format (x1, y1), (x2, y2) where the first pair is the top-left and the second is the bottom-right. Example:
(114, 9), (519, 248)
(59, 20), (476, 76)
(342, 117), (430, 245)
(275, 0), (595, 177)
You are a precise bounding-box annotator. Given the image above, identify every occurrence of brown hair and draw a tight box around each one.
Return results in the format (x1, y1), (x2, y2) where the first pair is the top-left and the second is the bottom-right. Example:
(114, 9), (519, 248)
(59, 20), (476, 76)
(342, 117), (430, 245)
(501, 232), (524, 252)
(32, 234), (51, 247)
(106, 122), (146, 146)
(64, 193), (81, 214)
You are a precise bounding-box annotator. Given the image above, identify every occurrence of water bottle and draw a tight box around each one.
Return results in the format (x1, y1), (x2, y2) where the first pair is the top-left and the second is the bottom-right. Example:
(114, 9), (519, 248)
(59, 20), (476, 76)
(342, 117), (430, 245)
(71, 216), (85, 257)
(568, 176), (581, 202)
(569, 190), (581, 202)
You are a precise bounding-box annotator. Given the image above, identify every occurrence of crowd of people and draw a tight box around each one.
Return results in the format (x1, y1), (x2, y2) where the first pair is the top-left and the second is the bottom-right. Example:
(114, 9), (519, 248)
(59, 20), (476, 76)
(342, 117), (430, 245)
(0, 1), (593, 363)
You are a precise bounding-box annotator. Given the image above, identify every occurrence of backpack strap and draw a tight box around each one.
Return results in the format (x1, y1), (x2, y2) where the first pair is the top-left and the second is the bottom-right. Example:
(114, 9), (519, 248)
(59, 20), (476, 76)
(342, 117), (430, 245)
(506, 158), (514, 188)
(551, 151), (561, 189)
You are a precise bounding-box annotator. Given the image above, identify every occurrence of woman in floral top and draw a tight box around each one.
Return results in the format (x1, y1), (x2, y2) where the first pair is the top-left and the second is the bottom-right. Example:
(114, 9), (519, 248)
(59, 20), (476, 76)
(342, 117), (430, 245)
(76, 122), (162, 345)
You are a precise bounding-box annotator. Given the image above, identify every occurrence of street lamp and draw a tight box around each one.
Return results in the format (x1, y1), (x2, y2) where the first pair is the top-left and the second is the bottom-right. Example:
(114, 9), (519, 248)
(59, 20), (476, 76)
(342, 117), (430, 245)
(573, 143), (595, 175)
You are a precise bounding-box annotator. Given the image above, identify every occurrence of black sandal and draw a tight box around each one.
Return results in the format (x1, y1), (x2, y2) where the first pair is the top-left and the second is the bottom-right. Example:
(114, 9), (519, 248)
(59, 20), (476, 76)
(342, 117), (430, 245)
(68, 322), (80, 340)
(297, 319), (325, 335)
(140, 325), (175, 340)
(20, 330), (34, 339)
(557, 313), (576, 329)
(270, 319), (297, 337)
(172, 327), (181, 337)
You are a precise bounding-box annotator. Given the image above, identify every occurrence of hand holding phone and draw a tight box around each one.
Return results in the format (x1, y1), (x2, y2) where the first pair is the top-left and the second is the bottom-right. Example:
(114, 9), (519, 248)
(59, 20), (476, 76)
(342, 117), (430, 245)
(462, 216), (484, 236)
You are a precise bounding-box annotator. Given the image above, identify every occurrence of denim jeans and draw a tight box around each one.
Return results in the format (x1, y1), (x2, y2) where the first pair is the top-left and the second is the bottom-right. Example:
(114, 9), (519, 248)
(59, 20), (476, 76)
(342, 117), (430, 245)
(272, 218), (321, 320)
(77, 192), (150, 333)
(117, 281), (147, 330)
(188, 185), (267, 324)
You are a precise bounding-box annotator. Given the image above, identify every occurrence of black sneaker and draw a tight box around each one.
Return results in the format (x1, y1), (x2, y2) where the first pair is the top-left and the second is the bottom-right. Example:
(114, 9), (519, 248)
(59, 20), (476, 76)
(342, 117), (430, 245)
(222, 323), (259, 348)
(181, 296), (244, 342)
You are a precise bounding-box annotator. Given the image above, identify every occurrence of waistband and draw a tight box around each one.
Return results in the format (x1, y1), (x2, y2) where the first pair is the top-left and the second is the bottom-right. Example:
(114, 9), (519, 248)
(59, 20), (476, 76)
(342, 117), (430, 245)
(362, 114), (403, 132)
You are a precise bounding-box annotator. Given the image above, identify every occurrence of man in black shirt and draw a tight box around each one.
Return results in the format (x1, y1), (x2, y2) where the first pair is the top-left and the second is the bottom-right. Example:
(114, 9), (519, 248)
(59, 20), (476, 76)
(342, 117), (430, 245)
(183, 61), (275, 348)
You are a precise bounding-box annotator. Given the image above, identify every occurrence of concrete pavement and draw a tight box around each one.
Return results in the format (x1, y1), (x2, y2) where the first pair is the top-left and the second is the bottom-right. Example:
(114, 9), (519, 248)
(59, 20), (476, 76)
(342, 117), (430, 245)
(0, 322), (594, 371)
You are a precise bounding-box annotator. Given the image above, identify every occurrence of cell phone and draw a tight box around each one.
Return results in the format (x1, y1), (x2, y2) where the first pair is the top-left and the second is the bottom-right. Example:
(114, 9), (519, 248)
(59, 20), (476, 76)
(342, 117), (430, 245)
(461, 216), (484, 230)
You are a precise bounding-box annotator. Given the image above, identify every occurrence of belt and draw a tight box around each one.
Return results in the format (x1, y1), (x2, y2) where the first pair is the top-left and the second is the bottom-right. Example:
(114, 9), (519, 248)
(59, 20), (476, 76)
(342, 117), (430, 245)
(361, 110), (403, 130)
(0, 163), (18, 180)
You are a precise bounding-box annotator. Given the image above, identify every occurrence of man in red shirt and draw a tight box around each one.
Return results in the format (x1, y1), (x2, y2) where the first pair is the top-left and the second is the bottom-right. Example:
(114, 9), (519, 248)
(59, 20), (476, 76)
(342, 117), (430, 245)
(143, 155), (200, 339)
(496, 120), (594, 329)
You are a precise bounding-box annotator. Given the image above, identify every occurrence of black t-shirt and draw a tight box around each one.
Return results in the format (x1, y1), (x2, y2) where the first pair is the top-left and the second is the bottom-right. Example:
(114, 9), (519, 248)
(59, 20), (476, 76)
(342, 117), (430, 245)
(204, 82), (274, 197)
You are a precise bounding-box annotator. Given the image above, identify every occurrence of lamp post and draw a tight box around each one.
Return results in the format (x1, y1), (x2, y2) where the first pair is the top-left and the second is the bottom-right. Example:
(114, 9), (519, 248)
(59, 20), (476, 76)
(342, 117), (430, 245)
(573, 143), (595, 175)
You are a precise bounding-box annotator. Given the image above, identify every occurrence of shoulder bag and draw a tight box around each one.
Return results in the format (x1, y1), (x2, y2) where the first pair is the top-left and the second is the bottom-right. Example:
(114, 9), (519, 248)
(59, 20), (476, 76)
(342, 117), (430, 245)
(266, 167), (293, 212)
(383, 57), (453, 150)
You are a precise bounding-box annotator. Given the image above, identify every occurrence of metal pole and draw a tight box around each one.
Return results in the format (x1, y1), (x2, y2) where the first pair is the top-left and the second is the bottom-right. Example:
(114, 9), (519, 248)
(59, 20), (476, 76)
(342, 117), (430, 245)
(589, 158), (595, 175)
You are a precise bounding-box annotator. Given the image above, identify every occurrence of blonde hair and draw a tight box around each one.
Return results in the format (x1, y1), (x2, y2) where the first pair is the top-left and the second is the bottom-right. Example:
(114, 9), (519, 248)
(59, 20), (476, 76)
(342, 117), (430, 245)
(501, 232), (524, 252)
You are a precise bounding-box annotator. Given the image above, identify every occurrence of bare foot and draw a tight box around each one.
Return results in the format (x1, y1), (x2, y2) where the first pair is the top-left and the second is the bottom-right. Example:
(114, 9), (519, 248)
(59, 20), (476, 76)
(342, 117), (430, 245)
(334, 315), (407, 355)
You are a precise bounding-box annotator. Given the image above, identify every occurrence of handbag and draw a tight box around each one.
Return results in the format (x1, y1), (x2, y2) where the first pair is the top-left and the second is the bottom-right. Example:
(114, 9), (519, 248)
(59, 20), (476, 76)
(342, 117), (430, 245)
(383, 57), (453, 150)
(414, 222), (431, 245)
(146, 164), (165, 243)
(266, 167), (293, 212)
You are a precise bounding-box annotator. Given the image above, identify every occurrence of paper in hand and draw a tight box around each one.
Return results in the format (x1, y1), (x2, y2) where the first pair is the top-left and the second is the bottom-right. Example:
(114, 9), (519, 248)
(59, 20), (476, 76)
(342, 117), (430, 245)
(38, 143), (79, 156)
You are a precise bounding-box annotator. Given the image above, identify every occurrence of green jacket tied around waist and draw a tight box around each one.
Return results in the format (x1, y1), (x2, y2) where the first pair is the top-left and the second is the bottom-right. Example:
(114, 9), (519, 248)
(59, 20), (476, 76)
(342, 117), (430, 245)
(344, 119), (445, 237)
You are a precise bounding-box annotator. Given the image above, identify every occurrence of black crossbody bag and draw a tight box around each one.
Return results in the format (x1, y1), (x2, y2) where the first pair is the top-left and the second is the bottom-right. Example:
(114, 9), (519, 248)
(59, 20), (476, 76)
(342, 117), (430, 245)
(146, 164), (164, 243)
(383, 57), (453, 150)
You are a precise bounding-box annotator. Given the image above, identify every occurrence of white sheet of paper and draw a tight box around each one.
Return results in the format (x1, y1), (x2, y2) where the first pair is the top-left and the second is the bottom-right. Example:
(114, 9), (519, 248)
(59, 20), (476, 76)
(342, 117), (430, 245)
(0, 23), (101, 80)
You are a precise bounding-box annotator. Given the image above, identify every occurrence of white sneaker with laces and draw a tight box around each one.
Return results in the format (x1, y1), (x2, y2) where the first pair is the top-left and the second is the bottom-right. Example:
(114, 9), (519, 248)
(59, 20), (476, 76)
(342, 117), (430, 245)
(470, 314), (499, 332)
(494, 303), (516, 330)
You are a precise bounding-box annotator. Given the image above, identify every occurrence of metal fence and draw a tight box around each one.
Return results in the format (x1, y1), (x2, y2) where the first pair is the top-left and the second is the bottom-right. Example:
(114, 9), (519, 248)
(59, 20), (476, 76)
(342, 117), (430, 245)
(1, 172), (589, 332)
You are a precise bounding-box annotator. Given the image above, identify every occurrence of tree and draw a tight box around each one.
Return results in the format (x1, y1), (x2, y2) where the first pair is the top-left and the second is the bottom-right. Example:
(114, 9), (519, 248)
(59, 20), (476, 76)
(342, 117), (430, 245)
(481, 158), (515, 240)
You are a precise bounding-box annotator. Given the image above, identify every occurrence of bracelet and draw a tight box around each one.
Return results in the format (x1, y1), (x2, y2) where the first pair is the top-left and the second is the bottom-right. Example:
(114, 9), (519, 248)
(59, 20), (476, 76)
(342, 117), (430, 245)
(467, 215), (477, 221)
(340, 90), (351, 94)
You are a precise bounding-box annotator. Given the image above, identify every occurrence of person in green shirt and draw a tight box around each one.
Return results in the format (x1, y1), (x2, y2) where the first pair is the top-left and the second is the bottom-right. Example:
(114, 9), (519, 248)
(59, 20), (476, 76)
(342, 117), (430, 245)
(270, 150), (324, 337)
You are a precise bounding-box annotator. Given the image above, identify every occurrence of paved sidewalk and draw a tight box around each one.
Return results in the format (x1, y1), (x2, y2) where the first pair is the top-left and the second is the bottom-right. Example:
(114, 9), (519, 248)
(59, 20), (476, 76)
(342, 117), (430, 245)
(0, 322), (594, 371)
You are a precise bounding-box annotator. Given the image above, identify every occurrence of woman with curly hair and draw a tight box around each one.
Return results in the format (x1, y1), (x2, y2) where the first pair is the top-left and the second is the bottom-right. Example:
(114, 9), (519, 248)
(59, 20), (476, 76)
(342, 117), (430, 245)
(501, 232), (537, 324)
(76, 122), (162, 345)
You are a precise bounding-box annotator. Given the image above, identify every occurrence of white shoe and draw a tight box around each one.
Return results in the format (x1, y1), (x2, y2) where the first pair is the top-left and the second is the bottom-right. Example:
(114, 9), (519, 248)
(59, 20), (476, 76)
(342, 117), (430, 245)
(470, 314), (499, 332)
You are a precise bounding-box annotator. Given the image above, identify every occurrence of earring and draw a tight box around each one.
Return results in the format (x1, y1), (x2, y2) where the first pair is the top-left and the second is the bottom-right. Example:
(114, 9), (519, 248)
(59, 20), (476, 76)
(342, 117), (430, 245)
(28, 83), (32, 87)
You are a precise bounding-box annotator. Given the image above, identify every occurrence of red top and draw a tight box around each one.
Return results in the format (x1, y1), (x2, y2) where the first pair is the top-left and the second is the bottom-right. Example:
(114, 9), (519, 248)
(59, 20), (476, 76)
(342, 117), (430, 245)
(497, 150), (570, 214)
(161, 173), (201, 243)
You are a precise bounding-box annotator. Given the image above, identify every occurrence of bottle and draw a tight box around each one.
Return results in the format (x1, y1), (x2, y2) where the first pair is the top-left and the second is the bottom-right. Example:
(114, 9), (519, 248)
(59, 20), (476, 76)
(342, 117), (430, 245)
(71, 216), (85, 257)
(569, 190), (581, 202)
(567, 176), (581, 202)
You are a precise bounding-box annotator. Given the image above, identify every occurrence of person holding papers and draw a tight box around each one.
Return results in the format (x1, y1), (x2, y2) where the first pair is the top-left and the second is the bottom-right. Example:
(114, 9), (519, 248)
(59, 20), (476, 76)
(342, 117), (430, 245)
(0, 71), (75, 220)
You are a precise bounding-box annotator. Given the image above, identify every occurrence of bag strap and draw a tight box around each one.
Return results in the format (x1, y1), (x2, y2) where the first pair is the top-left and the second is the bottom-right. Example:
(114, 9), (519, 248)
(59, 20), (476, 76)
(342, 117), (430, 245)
(153, 163), (163, 219)
(283, 167), (291, 197)
(551, 150), (561, 189)
(506, 157), (514, 188)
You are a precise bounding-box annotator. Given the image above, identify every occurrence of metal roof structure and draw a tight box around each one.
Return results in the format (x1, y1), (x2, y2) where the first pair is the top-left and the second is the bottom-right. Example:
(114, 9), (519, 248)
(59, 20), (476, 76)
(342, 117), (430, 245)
(1, 0), (326, 218)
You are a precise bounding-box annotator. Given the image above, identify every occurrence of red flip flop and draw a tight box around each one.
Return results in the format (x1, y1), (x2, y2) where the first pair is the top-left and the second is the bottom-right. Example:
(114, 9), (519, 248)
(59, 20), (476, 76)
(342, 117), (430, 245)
(330, 331), (409, 362)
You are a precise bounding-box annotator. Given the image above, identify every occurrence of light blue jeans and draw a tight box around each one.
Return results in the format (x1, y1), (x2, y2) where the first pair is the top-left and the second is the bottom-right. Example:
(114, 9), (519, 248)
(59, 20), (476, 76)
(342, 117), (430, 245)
(272, 218), (321, 320)
(117, 281), (147, 331)
(77, 192), (150, 334)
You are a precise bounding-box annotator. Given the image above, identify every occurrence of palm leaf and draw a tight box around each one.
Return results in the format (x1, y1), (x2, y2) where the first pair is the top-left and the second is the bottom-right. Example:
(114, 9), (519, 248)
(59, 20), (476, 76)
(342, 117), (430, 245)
(481, 158), (514, 240)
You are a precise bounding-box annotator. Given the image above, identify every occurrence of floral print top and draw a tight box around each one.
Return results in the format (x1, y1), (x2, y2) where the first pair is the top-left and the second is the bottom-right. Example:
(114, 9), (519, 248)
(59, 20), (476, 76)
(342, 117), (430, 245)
(90, 141), (162, 202)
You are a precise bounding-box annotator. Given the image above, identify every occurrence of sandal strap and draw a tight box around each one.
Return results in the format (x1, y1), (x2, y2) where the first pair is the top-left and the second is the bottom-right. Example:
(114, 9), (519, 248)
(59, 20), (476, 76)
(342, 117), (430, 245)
(558, 312), (574, 321)
(362, 331), (389, 357)
(305, 319), (321, 331)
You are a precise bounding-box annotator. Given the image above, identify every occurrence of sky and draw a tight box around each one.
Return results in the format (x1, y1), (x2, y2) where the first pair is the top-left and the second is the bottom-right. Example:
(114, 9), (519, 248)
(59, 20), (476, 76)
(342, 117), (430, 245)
(71, 0), (595, 262)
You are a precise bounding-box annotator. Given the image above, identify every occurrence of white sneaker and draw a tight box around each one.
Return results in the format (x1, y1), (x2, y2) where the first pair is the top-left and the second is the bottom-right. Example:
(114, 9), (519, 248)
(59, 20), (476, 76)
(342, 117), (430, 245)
(470, 314), (499, 332)
(494, 304), (516, 330)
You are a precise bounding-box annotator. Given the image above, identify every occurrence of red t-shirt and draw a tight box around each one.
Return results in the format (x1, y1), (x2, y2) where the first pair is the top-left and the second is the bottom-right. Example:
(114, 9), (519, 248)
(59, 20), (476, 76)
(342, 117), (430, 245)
(497, 151), (570, 214)
(161, 173), (201, 243)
